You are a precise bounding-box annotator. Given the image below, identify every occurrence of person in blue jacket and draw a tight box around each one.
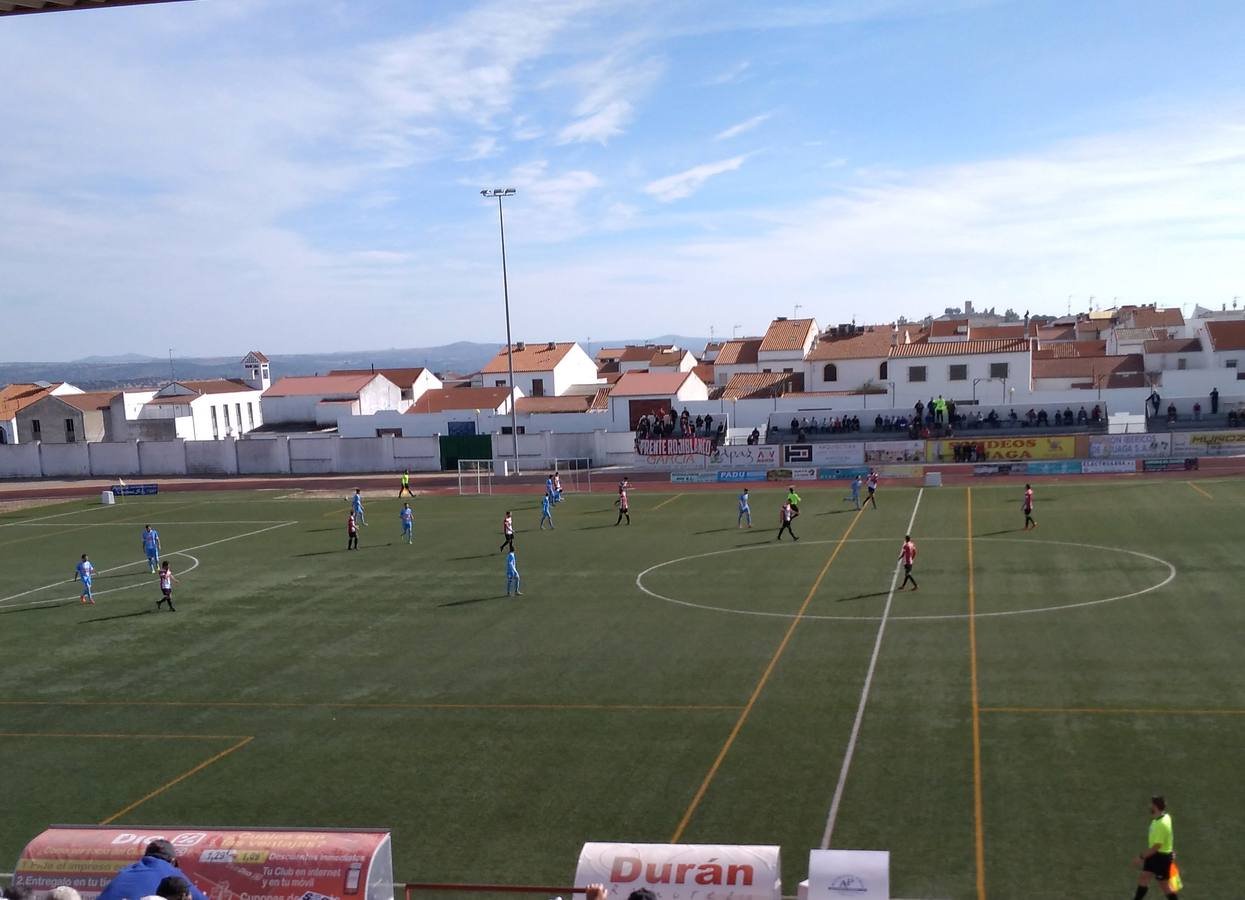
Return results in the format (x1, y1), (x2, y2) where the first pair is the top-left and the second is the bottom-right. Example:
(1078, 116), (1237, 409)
(97, 840), (209, 900)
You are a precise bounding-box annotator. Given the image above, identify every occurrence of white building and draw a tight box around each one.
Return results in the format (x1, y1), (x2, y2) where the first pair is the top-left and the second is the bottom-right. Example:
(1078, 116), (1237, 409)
(262, 373), (404, 427)
(479, 341), (599, 397)
(328, 367), (441, 405)
(710, 338), (762, 386)
(888, 337), (1034, 405)
(0, 382), (81, 444)
(130, 378), (265, 440)
(1202, 321), (1245, 383)
(757, 317), (818, 369)
(607, 370), (709, 429)
(805, 326), (895, 393)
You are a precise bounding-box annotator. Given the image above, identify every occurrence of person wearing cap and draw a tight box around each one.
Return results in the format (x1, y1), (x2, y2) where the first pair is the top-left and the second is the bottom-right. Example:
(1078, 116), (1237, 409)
(97, 840), (209, 900)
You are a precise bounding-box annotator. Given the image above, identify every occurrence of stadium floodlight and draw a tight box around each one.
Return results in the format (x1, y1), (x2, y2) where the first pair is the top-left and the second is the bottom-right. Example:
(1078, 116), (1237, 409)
(481, 187), (521, 473)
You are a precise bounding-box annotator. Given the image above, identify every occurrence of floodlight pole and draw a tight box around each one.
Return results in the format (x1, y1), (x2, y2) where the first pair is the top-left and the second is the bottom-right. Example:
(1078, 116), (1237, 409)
(482, 188), (520, 474)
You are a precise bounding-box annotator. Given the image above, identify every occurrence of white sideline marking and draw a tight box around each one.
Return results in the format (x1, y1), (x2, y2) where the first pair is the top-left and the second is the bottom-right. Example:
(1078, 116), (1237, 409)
(0, 505), (112, 528)
(635, 537), (1176, 621)
(820, 488), (923, 850)
(0, 522), (294, 609)
(0, 520), (291, 527)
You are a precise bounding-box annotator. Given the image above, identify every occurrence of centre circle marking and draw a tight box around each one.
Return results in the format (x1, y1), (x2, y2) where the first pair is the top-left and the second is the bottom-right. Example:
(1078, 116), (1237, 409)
(635, 537), (1177, 621)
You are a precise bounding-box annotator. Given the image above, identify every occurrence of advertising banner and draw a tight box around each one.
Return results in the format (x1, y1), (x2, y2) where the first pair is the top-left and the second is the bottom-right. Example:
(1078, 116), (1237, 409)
(670, 472), (718, 484)
(973, 463), (1018, 476)
(717, 470), (768, 482)
(1087, 433), (1170, 458)
(714, 444), (780, 467)
(807, 849), (889, 900)
(817, 466), (870, 481)
(878, 464), (924, 479)
(1142, 458), (1198, 472)
(1024, 460), (1083, 475)
(1082, 458), (1138, 474)
(637, 437), (714, 457)
(863, 440), (924, 464)
(12, 827), (393, 900)
(1171, 431), (1245, 456)
(783, 443), (866, 466)
(110, 483), (159, 496)
(928, 436), (1076, 462)
(574, 842), (781, 900)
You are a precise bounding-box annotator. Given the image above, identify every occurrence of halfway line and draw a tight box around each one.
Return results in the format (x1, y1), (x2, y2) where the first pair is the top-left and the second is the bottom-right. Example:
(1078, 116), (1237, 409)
(652, 494), (684, 511)
(670, 506), (867, 843)
(820, 488), (924, 849)
(1187, 481), (1213, 500)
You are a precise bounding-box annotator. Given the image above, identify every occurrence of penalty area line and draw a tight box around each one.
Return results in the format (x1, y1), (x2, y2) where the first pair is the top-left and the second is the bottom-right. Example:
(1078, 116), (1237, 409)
(819, 488), (924, 850)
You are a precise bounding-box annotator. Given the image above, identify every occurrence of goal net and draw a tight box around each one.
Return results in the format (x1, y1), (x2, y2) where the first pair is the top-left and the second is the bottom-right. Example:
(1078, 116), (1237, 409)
(457, 459), (495, 495)
(552, 458), (593, 494)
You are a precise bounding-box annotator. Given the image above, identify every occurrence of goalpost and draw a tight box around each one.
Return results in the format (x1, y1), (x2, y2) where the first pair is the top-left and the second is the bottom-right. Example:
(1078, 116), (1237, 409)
(552, 457), (593, 494)
(456, 459), (495, 495)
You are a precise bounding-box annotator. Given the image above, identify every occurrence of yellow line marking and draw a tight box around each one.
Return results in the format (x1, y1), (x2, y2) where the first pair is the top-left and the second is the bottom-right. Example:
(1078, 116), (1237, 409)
(652, 493), (684, 511)
(1187, 481), (1213, 499)
(981, 706), (1245, 716)
(670, 507), (866, 843)
(0, 699), (740, 711)
(99, 735), (254, 825)
(0, 732), (247, 739)
(967, 488), (987, 900)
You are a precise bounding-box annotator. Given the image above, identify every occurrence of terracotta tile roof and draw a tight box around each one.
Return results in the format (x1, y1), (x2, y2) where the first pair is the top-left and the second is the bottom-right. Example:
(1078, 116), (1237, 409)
(1205, 321), (1245, 352)
(970, 324), (1027, 340)
(1032, 354), (1144, 379)
(516, 395), (607, 414)
(692, 363), (714, 384)
(58, 391), (118, 412)
(808, 328), (894, 361)
(0, 382), (58, 418)
(618, 346), (659, 363)
(1036, 324), (1076, 341)
(890, 338), (1031, 358)
(264, 374), (377, 397)
(242, 350), (269, 363)
(406, 387), (511, 414)
(599, 372), (624, 385)
(719, 372), (801, 400)
(1033, 340), (1107, 359)
(596, 361), (620, 375)
(929, 318), (970, 338)
(649, 349), (689, 368)
(594, 347), (627, 362)
(610, 371), (699, 397)
(714, 338), (762, 366)
(482, 342), (577, 373)
(1125, 307), (1185, 329)
(146, 395), (199, 407)
(176, 379), (255, 394)
(1143, 338), (1202, 354)
(328, 368), (432, 390)
(759, 318), (817, 353)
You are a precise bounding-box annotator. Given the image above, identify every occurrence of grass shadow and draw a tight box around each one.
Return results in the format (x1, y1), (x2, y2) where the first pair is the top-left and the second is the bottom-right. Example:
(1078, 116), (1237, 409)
(0, 600), (80, 616)
(837, 590), (890, 603)
(79, 609), (156, 624)
(977, 528), (1021, 536)
(438, 595), (509, 608)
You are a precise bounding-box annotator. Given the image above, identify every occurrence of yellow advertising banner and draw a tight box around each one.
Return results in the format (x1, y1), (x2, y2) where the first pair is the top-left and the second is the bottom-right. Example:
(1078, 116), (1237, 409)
(926, 436), (1076, 461)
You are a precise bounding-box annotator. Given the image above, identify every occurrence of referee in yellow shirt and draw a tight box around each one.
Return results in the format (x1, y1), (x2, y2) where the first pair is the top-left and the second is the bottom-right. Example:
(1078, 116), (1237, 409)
(1131, 794), (1179, 899)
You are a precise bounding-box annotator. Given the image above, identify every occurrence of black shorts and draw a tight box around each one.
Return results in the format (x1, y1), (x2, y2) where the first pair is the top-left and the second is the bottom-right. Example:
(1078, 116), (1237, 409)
(1143, 853), (1173, 879)
(903, 564), (912, 573)
(161, 588), (172, 598)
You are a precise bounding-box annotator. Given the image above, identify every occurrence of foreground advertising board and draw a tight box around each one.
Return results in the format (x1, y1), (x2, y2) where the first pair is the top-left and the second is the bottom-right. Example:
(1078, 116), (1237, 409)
(782, 443), (865, 466)
(12, 827), (394, 900)
(928, 436), (1075, 462)
(1082, 458), (1138, 474)
(718, 469), (769, 482)
(863, 440), (924, 463)
(1087, 433), (1170, 459)
(714, 444), (781, 467)
(670, 471), (718, 484)
(1171, 431), (1245, 456)
(806, 849), (889, 900)
(1025, 460), (1083, 475)
(110, 483), (159, 496)
(575, 842), (781, 900)
(1143, 458), (1198, 472)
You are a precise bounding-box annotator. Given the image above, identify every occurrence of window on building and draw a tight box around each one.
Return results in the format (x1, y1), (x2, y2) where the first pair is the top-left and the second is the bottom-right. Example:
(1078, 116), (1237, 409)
(531, 378), (545, 397)
(949, 364), (967, 381)
(495, 379), (507, 387)
(783, 367), (793, 373)
(236, 403), (243, 430)
(1177, 358), (1187, 370)
(248, 403), (255, 429)
(65, 419), (76, 442)
(762, 368), (772, 374)
(223, 406), (231, 433)
(31, 419), (41, 440)
(879, 361), (888, 380)
(823, 364), (838, 382)
(908, 366), (927, 383)
(990, 362), (1010, 379)
(211, 407), (219, 439)
(1227, 359), (1238, 369)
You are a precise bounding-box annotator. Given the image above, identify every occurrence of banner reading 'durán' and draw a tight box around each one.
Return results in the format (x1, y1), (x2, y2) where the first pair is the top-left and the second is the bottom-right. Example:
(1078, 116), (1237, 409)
(575, 842), (780, 900)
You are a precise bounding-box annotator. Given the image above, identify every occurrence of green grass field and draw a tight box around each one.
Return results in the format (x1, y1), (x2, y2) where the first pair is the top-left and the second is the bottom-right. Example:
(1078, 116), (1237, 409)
(2, 478), (1243, 899)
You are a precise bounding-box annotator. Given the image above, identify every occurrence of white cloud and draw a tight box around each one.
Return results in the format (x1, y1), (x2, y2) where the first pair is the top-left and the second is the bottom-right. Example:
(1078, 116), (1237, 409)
(555, 54), (664, 145)
(714, 112), (771, 141)
(461, 136), (501, 160)
(705, 60), (750, 85)
(644, 156), (749, 202)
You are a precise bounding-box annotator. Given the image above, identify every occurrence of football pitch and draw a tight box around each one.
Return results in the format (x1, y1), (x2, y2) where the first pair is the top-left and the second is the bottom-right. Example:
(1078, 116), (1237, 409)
(1, 477), (1243, 899)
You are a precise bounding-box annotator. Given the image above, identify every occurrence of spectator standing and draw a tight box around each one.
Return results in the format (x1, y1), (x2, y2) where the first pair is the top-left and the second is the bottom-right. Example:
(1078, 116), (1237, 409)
(1210, 387), (1219, 414)
(97, 840), (209, 900)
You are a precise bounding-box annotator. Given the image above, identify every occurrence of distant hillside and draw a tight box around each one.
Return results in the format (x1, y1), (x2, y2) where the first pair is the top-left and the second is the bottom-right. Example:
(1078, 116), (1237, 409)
(0, 336), (713, 390)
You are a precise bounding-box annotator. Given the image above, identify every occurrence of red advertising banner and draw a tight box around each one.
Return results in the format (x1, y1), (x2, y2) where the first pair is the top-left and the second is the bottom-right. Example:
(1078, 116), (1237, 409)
(636, 437), (715, 457)
(13, 827), (393, 900)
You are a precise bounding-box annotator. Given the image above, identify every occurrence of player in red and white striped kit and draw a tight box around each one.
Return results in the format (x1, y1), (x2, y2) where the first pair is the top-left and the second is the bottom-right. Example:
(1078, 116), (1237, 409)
(898, 534), (918, 590)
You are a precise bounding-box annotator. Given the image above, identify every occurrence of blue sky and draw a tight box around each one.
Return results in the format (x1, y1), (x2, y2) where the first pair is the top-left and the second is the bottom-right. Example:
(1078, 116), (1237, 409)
(2, 0), (1244, 359)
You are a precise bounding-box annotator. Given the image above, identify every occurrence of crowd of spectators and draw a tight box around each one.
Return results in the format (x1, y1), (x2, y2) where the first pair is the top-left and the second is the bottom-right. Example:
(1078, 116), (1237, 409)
(635, 408), (725, 444)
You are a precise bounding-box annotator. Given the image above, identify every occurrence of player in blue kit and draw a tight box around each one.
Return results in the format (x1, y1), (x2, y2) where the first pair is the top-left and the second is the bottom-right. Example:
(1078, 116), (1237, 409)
(737, 489), (752, 528)
(141, 524), (161, 573)
(506, 548), (522, 596)
(539, 492), (554, 529)
(351, 489), (367, 526)
(846, 475), (863, 510)
(400, 503), (413, 544)
(75, 553), (96, 605)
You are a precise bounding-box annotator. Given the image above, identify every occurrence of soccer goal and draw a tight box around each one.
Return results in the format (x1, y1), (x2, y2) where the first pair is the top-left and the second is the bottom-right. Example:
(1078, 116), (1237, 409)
(457, 459), (495, 495)
(552, 457), (593, 493)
